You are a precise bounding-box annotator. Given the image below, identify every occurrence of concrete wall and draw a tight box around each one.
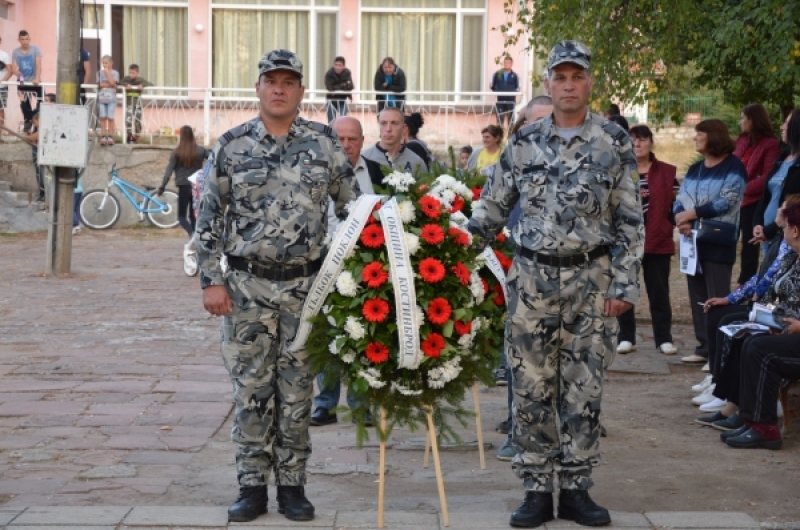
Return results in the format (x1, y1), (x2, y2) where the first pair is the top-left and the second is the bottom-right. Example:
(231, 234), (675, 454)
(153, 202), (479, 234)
(0, 142), (174, 228)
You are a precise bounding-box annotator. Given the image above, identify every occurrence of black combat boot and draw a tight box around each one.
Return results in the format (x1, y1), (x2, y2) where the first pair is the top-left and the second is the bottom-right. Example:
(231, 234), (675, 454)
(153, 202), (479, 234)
(557, 489), (611, 526)
(227, 485), (267, 522)
(509, 491), (554, 527)
(277, 485), (315, 521)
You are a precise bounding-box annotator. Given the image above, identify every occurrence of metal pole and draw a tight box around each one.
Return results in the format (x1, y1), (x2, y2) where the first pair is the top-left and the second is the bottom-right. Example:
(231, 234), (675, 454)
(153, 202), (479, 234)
(47, 0), (81, 275)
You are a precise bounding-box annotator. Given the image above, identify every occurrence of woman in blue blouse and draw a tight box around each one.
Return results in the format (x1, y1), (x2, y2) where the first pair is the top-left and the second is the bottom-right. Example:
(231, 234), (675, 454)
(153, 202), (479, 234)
(674, 119), (747, 365)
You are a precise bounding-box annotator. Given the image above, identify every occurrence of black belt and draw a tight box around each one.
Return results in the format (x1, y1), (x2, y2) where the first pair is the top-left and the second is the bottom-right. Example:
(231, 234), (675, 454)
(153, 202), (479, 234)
(517, 245), (610, 268)
(227, 256), (322, 281)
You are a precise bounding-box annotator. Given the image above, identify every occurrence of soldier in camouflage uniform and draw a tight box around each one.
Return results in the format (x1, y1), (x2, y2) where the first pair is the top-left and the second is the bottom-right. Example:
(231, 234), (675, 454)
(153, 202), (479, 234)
(467, 41), (643, 528)
(195, 49), (358, 524)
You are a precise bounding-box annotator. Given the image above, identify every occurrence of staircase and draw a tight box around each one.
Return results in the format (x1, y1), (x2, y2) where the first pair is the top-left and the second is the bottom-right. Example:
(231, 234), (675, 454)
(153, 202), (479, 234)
(0, 179), (49, 233)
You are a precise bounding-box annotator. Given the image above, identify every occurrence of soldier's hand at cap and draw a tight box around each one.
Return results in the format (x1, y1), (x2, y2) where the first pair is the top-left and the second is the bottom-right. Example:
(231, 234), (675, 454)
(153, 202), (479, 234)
(203, 285), (232, 316)
(604, 298), (631, 318)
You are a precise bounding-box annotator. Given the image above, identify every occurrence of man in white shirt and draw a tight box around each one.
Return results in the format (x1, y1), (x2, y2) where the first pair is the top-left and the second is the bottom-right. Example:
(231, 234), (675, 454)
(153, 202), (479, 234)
(0, 35), (13, 134)
(315, 116), (382, 427)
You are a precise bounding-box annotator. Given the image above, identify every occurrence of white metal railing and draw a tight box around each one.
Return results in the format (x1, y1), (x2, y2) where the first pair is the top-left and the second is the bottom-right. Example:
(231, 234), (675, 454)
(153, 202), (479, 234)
(0, 82), (525, 149)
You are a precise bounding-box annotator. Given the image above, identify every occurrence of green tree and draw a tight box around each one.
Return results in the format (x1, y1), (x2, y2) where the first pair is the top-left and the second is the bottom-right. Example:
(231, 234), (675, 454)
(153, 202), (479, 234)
(503, 0), (799, 121)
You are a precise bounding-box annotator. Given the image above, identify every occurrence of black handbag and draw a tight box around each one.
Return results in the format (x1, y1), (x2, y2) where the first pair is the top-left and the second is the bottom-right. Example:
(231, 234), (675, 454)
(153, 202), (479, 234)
(694, 218), (737, 245)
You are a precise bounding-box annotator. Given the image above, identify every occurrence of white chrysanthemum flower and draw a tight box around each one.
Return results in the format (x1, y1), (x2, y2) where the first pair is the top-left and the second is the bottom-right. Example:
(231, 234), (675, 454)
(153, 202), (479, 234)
(427, 368), (446, 389)
(434, 175), (457, 188)
(475, 252), (487, 267)
(470, 271), (485, 304)
(398, 200), (416, 224)
(404, 233), (420, 255)
(453, 182), (473, 199)
(336, 271), (358, 297)
(415, 305), (426, 326)
(449, 211), (468, 226)
(327, 316), (336, 326)
(472, 317), (484, 333)
(383, 171), (415, 192)
(344, 316), (366, 340)
(329, 335), (345, 355)
(458, 333), (474, 351)
(358, 367), (386, 389)
(391, 381), (424, 396)
(341, 351), (356, 364)
(442, 189), (456, 204)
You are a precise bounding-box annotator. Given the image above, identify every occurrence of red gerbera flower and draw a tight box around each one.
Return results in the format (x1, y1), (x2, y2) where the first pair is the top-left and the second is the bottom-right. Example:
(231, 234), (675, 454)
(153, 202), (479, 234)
(448, 195), (465, 213)
(454, 320), (472, 336)
(361, 224), (385, 248)
(365, 342), (390, 364)
(492, 283), (505, 306)
(362, 261), (389, 288)
(419, 257), (446, 283)
(472, 187), (483, 201)
(419, 195), (443, 219)
(421, 224), (445, 245)
(363, 298), (390, 323)
(448, 227), (470, 247)
(451, 262), (470, 286)
(481, 277), (490, 295)
(494, 249), (513, 271)
(427, 297), (452, 325)
(421, 333), (445, 358)
(496, 232), (506, 243)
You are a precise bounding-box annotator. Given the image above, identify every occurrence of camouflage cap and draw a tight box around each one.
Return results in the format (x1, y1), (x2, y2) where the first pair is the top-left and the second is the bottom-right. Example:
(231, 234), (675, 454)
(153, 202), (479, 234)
(258, 49), (303, 79)
(547, 40), (592, 71)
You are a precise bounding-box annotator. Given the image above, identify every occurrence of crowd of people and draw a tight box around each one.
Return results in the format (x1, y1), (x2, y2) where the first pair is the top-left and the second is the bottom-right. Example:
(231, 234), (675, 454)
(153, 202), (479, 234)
(0, 29), (152, 144)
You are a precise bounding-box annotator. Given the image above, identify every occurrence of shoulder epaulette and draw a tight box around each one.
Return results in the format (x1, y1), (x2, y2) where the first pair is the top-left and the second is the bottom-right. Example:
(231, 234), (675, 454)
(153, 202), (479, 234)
(307, 121), (334, 137)
(600, 118), (630, 143)
(218, 121), (253, 148)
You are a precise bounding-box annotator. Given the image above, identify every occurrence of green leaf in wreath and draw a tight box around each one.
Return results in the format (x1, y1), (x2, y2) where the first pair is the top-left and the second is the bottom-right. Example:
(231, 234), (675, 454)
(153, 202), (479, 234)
(452, 308), (466, 321)
(441, 320), (454, 338)
(360, 252), (374, 262)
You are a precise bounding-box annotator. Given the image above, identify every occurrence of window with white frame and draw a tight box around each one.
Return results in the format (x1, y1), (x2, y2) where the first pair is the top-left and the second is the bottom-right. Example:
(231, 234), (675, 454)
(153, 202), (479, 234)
(81, 1), (188, 89)
(360, 0), (486, 102)
(211, 0), (339, 96)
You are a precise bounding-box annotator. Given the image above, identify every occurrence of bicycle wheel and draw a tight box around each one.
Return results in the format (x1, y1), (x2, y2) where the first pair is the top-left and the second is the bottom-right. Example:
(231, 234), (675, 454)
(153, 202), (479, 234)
(145, 190), (179, 229)
(79, 190), (121, 230)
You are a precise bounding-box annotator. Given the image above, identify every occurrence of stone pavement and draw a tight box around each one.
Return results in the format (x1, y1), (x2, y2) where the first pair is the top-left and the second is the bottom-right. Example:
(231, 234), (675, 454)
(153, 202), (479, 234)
(0, 230), (793, 529)
(0, 505), (764, 529)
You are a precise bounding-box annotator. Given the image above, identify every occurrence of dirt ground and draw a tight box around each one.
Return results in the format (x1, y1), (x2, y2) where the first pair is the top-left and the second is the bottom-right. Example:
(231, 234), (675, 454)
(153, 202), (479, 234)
(0, 229), (797, 526)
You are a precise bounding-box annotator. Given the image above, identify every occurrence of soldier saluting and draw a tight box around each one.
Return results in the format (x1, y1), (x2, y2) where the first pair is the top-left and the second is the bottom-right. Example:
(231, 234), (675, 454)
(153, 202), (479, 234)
(467, 41), (643, 528)
(196, 49), (358, 524)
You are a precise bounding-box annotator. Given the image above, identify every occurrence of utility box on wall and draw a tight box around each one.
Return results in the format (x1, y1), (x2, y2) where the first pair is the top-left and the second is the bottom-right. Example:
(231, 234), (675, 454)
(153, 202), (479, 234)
(37, 104), (90, 169)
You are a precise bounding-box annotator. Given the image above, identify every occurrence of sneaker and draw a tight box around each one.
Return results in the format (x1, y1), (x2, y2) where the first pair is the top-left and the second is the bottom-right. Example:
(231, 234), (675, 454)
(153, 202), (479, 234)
(699, 397), (727, 412)
(659, 342), (678, 355)
(496, 437), (516, 462)
(494, 367), (508, 386)
(691, 384), (716, 406)
(72, 226), (81, 235)
(682, 354), (706, 364)
(725, 427), (782, 450)
(701, 362), (710, 373)
(692, 375), (713, 393)
(695, 410), (726, 426)
(108, 137), (116, 146)
(309, 408), (337, 426)
(616, 340), (636, 354)
(712, 412), (744, 431)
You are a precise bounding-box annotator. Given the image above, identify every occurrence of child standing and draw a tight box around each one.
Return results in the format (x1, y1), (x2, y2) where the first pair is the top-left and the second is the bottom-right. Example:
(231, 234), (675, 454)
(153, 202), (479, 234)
(119, 64), (151, 143)
(96, 55), (119, 146)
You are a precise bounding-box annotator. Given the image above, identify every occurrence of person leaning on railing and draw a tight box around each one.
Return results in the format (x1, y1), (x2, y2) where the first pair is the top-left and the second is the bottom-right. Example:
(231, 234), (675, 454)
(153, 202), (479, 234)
(120, 64), (152, 143)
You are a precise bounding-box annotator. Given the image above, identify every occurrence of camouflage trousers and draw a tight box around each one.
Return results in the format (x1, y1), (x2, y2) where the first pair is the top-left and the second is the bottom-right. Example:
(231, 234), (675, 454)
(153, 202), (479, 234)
(506, 253), (617, 492)
(221, 269), (315, 487)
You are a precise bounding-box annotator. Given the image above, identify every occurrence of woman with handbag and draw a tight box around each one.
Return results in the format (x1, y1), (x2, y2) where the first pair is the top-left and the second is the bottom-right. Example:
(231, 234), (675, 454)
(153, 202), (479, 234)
(732, 104), (780, 285)
(674, 119), (747, 365)
(751, 110), (800, 257)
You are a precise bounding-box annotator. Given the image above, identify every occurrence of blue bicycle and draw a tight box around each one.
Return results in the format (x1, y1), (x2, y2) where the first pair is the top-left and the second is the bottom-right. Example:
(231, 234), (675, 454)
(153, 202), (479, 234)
(79, 164), (179, 230)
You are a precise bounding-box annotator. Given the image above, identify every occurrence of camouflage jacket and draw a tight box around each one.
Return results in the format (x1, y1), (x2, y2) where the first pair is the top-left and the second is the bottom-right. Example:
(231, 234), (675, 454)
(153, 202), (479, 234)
(467, 111), (644, 303)
(196, 116), (357, 288)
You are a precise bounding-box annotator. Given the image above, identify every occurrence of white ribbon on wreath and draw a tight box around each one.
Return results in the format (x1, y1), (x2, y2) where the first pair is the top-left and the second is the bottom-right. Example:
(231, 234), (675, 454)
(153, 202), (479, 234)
(481, 247), (508, 301)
